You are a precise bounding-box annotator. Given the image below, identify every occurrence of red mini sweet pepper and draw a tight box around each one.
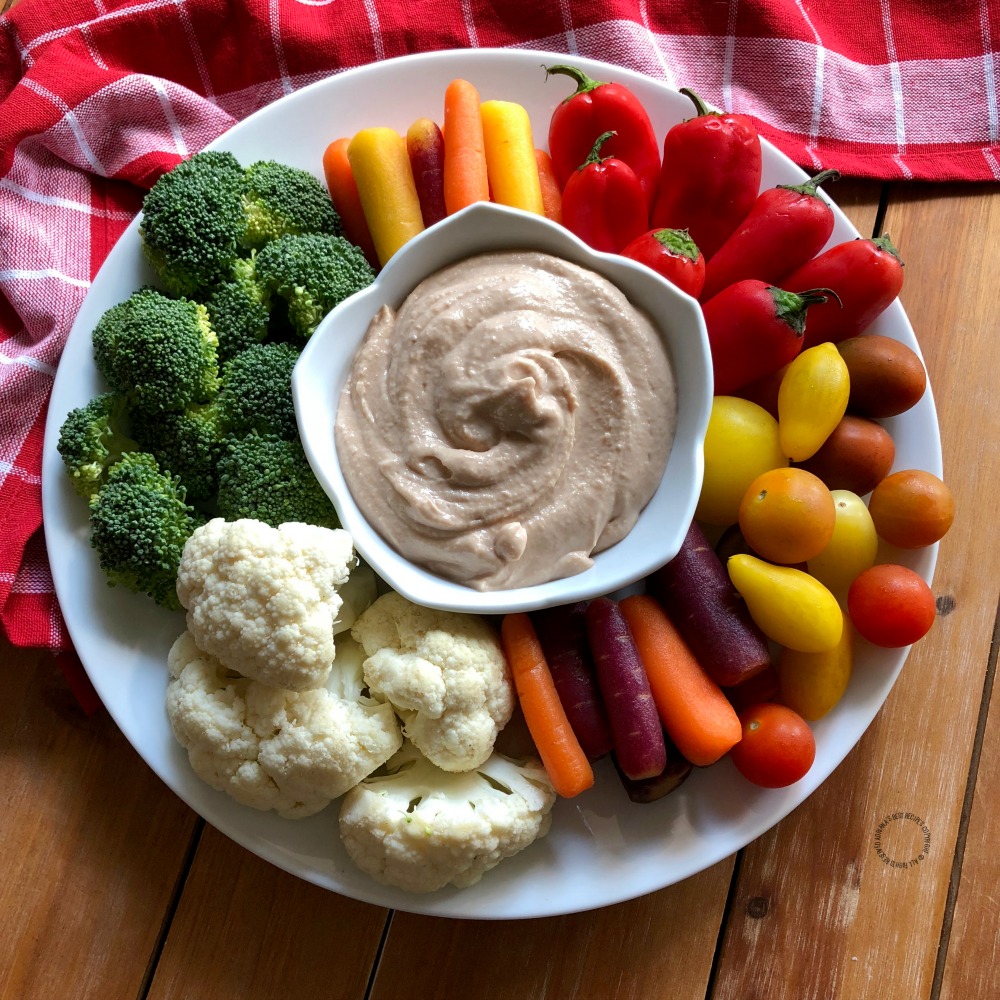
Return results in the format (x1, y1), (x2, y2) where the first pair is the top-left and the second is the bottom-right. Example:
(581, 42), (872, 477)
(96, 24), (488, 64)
(561, 131), (649, 254)
(780, 234), (905, 349)
(650, 88), (762, 261)
(699, 168), (841, 302)
(545, 64), (661, 211)
(620, 227), (706, 298)
(702, 280), (836, 395)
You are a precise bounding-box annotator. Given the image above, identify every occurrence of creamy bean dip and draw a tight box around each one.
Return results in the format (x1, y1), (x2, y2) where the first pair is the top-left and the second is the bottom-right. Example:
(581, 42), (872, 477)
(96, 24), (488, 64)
(334, 250), (677, 591)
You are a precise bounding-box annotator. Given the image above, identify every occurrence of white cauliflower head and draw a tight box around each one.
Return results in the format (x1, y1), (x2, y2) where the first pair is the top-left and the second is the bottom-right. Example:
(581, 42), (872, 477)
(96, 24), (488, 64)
(166, 630), (401, 818)
(176, 518), (359, 691)
(339, 742), (556, 893)
(350, 592), (514, 772)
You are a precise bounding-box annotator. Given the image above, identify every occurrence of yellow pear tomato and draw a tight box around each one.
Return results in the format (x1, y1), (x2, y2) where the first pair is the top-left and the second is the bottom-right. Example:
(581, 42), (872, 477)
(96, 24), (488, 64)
(777, 342), (850, 462)
(727, 554), (843, 653)
(806, 490), (879, 600)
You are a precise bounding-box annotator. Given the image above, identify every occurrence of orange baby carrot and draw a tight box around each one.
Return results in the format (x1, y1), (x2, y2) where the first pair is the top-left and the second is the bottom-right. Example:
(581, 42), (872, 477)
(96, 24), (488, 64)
(619, 594), (742, 767)
(500, 613), (595, 798)
(321, 138), (379, 269)
(534, 148), (563, 223)
(443, 78), (490, 215)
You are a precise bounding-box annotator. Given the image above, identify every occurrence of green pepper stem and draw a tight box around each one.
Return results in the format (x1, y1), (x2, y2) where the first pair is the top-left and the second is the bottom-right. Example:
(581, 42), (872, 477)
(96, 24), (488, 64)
(679, 87), (713, 118)
(579, 130), (617, 169)
(769, 286), (843, 335)
(872, 233), (903, 263)
(779, 168), (842, 197)
(652, 228), (701, 261)
(544, 64), (606, 98)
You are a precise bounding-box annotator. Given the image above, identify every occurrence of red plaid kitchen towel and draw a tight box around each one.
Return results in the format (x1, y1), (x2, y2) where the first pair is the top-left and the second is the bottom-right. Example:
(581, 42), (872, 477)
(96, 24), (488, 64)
(2, 0), (998, 700)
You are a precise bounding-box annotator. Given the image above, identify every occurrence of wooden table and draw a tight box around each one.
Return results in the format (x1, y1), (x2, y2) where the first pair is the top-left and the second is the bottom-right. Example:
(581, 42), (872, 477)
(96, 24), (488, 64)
(4, 3), (1000, 997)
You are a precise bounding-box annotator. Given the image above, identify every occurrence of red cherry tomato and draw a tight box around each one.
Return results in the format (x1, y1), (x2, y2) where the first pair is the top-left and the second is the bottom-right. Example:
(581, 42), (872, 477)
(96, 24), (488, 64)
(620, 227), (706, 298)
(729, 702), (816, 788)
(847, 563), (936, 647)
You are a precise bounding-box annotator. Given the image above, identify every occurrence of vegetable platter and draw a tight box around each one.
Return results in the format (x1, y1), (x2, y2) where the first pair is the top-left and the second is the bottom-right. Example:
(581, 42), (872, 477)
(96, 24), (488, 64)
(41, 48), (941, 920)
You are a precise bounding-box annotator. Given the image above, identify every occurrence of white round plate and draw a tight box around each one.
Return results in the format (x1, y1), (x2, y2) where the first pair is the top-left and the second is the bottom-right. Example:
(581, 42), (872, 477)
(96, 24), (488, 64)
(42, 48), (940, 920)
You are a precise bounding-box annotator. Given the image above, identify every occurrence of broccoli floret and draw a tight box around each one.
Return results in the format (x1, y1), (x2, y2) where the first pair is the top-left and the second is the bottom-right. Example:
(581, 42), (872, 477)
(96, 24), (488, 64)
(56, 392), (137, 499)
(92, 288), (220, 413)
(216, 431), (339, 529)
(89, 452), (206, 610)
(204, 257), (271, 364)
(129, 403), (223, 502)
(139, 150), (248, 298)
(217, 342), (300, 440)
(254, 233), (375, 339)
(241, 160), (341, 250)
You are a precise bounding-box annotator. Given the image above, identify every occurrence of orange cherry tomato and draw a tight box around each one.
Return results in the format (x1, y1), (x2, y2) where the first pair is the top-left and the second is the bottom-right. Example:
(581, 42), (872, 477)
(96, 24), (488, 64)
(738, 467), (836, 564)
(867, 469), (955, 549)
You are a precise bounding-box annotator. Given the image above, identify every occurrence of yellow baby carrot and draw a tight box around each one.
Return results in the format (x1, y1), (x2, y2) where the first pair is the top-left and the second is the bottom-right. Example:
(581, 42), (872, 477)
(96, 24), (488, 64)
(347, 127), (425, 266)
(480, 100), (545, 215)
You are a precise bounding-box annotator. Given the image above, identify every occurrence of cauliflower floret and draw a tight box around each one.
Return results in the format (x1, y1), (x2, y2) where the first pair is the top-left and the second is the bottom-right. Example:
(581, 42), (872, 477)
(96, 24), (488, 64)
(176, 517), (357, 691)
(339, 742), (556, 892)
(351, 592), (514, 772)
(166, 630), (401, 818)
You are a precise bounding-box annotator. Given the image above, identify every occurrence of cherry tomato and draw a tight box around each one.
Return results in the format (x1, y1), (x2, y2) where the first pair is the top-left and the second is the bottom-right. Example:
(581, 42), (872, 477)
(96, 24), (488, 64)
(868, 469), (955, 549)
(729, 702), (816, 788)
(847, 563), (936, 647)
(738, 466), (836, 565)
(697, 396), (787, 527)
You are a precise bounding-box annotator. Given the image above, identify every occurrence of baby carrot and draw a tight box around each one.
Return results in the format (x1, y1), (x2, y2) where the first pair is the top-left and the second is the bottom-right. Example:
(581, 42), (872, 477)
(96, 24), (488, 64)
(534, 148), (563, 223)
(347, 127), (425, 267)
(619, 594), (742, 767)
(443, 78), (490, 214)
(480, 100), (545, 215)
(321, 138), (379, 269)
(500, 613), (595, 798)
(406, 117), (447, 227)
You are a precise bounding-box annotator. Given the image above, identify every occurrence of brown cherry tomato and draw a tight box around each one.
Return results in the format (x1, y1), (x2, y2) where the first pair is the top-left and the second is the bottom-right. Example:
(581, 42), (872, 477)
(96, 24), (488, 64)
(797, 415), (896, 496)
(837, 334), (927, 418)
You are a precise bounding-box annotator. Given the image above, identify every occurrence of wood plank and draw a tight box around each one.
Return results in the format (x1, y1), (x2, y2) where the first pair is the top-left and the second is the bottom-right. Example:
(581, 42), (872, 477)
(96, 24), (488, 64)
(0, 637), (198, 1000)
(710, 183), (1000, 998)
(147, 825), (389, 1000)
(372, 858), (735, 1000)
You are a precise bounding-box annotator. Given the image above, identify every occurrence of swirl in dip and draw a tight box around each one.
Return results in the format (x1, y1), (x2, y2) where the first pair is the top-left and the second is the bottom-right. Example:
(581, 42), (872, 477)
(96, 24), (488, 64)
(334, 250), (677, 591)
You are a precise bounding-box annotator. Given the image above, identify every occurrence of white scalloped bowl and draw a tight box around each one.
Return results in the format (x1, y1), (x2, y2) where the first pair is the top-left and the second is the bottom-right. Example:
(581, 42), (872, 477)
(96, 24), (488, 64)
(293, 202), (712, 615)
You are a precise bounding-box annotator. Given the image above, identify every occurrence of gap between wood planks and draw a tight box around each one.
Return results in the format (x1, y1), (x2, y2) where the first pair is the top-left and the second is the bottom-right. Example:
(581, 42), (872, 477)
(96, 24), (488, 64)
(930, 593), (1000, 999)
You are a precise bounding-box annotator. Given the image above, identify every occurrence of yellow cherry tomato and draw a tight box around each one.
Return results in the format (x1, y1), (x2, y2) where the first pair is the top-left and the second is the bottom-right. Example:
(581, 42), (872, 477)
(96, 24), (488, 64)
(806, 489), (879, 600)
(727, 554), (843, 653)
(777, 342), (850, 462)
(697, 397), (788, 526)
(777, 613), (853, 720)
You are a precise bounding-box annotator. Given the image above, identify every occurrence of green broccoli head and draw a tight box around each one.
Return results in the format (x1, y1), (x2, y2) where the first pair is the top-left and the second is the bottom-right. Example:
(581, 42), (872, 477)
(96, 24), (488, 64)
(139, 150), (248, 298)
(254, 233), (375, 339)
(216, 431), (339, 529)
(92, 288), (220, 413)
(128, 402), (224, 502)
(204, 257), (271, 365)
(241, 160), (341, 250)
(217, 342), (300, 440)
(89, 452), (206, 610)
(56, 392), (137, 499)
